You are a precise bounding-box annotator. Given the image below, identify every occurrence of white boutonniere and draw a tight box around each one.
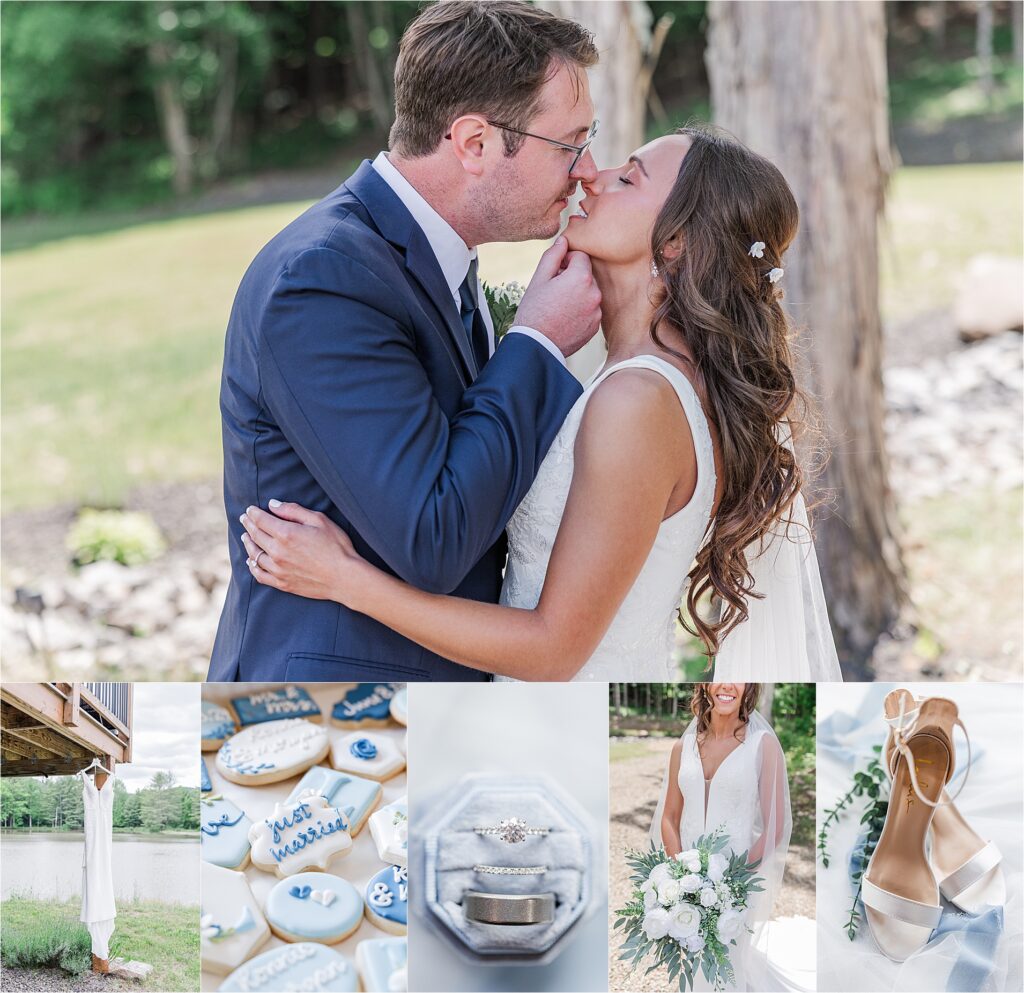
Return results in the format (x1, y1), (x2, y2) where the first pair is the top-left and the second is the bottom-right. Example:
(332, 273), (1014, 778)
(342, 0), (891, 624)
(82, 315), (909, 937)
(482, 280), (526, 340)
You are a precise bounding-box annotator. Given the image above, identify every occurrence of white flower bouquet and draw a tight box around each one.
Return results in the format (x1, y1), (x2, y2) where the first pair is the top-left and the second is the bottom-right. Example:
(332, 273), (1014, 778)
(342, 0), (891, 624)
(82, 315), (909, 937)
(614, 828), (764, 991)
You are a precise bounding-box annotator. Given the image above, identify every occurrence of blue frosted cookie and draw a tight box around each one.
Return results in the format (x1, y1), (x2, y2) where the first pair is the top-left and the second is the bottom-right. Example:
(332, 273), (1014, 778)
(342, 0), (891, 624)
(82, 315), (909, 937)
(230, 685), (321, 726)
(200, 794), (251, 870)
(201, 700), (235, 751)
(200, 757), (212, 793)
(331, 683), (401, 729)
(265, 871), (363, 945)
(285, 766), (382, 837)
(364, 863), (408, 935)
(356, 937), (406, 993)
(219, 943), (358, 992)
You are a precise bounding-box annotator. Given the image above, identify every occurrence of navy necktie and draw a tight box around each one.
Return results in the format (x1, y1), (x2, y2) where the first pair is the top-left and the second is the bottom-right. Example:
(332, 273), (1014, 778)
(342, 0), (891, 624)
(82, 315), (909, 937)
(458, 256), (490, 373)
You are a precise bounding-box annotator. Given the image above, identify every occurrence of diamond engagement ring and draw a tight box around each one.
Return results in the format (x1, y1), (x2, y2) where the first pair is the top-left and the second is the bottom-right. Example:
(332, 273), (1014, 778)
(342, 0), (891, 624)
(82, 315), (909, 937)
(463, 890), (555, 925)
(474, 817), (550, 843)
(474, 864), (547, 876)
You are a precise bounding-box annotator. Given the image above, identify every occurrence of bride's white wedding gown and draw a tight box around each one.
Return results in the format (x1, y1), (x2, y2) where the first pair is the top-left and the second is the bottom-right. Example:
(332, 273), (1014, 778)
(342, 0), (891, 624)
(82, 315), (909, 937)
(500, 355), (716, 681)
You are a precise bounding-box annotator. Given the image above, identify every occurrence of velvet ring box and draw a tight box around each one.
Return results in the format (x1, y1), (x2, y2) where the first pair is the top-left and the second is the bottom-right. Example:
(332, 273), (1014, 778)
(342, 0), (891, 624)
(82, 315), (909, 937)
(416, 773), (596, 962)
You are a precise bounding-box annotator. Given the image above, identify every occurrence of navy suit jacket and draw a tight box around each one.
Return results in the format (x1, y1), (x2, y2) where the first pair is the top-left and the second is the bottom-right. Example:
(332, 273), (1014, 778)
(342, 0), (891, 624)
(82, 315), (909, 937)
(207, 160), (583, 682)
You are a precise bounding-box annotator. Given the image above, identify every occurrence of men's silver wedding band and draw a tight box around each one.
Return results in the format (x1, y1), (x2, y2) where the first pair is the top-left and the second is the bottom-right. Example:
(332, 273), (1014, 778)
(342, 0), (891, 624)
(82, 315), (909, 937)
(463, 890), (555, 926)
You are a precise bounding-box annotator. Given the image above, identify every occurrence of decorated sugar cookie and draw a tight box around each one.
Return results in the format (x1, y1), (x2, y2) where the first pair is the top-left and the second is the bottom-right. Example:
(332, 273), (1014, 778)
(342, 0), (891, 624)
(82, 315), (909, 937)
(231, 685), (321, 727)
(286, 766), (382, 836)
(200, 861), (269, 975)
(201, 757), (212, 793)
(201, 700), (235, 751)
(330, 731), (405, 782)
(331, 683), (401, 729)
(356, 937), (407, 993)
(369, 796), (408, 868)
(249, 794), (352, 877)
(219, 942), (358, 993)
(364, 864), (408, 935)
(200, 794), (252, 870)
(265, 871), (363, 945)
(217, 717), (329, 786)
(389, 687), (408, 726)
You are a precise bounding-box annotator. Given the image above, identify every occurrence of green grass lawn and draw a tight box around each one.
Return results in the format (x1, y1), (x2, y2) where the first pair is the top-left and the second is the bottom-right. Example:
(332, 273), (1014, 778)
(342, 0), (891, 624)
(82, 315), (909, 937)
(1, 897), (199, 991)
(1, 161), (1020, 511)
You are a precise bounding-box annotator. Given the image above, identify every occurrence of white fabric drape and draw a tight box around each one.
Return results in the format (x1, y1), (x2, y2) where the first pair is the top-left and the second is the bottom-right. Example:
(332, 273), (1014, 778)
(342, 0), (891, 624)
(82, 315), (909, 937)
(649, 709), (798, 991)
(80, 771), (116, 959)
(715, 488), (842, 682)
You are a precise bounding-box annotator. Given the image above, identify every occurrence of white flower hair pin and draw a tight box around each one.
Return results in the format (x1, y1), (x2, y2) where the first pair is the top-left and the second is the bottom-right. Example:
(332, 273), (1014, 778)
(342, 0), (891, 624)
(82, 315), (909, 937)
(767, 267), (785, 284)
(748, 241), (766, 258)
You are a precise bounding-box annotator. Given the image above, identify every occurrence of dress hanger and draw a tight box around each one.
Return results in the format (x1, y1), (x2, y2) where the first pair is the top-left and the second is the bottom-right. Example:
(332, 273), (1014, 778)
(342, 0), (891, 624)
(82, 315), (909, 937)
(79, 757), (112, 777)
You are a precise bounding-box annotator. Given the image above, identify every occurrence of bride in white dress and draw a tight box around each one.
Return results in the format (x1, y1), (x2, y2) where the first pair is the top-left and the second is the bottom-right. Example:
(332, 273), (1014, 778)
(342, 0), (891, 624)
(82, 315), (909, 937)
(650, 683), (795, 992)
(239, 124), (839, 682)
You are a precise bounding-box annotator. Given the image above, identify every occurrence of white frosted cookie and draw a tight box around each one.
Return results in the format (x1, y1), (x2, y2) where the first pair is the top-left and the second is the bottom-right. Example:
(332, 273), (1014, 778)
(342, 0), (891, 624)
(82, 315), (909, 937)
(201, 700), (235, 752)
(219, 943), (358, 992)
(249, 794), (352, 877)
(369, 796), (408, 868)
(330, 731), (405, 782)
(389, 688), (408, 726)
(264, 871), (363, 945)
(200, 861), (269, 975)
(364, 863), (408, 935)
(216, 717), (329, 785)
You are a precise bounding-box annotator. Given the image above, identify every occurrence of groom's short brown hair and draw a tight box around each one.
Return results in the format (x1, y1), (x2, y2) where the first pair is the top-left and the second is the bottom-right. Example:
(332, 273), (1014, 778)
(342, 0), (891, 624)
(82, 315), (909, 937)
(390, 0), (597, 157)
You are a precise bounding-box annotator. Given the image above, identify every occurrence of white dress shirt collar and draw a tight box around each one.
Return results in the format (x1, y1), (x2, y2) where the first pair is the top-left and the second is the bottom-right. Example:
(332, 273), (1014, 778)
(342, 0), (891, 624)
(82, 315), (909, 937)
(372, 151), (476, 298)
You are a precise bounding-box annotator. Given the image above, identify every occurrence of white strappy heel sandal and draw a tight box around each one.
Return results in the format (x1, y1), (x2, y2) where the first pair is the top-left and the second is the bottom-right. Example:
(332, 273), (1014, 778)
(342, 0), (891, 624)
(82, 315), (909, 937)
(883, 689), (1005, 916)
(861, 695), (961, 962)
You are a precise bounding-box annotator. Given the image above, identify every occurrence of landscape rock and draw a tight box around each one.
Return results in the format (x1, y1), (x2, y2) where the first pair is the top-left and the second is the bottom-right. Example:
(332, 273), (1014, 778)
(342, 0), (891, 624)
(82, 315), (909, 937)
(953, 254), (1024, 342)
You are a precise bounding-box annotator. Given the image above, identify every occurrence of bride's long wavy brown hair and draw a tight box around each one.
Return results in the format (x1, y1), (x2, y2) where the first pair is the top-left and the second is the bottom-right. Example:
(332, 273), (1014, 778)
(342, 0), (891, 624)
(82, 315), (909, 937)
(650, 125), (807, 659)
(690, 683), (761, 740)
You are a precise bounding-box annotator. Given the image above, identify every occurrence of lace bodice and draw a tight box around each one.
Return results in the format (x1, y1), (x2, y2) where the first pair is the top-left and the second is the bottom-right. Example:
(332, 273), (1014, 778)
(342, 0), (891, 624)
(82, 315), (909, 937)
(499, 355), (717, 681)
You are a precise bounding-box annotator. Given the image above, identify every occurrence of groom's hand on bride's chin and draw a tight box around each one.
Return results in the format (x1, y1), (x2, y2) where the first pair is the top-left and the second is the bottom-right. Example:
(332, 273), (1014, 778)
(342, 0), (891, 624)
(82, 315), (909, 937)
(516, 236), (601, 359)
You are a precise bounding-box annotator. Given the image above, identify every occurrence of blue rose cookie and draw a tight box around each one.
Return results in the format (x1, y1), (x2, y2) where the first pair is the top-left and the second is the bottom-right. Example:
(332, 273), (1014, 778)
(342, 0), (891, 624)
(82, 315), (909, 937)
(230, 685), (321, 727)
(364, 864), (407, 935)
(356, 937), (406, 993)
(219, 943), (358, 992)
(286, 766), (382, 837)
(330, 731), (405, 782)
(264, 871), (363, 945)
(201, 700), (235, 752)
(200, 794), (251, 870)
(331, 683), (401, 729)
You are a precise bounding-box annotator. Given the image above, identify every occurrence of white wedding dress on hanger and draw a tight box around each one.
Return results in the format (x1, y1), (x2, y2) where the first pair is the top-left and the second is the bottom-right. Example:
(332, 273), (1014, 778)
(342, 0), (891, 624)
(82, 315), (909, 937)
(499, 355), (842, 681)
(650, 713), (802, 992)
(80, 771), (116, 959)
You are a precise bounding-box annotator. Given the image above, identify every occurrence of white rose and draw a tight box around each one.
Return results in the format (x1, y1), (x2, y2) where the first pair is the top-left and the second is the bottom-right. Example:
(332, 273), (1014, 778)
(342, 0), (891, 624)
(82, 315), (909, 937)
(685, 933), (706, 954)
(675, 848), (702, 873)
(717, 907), (745, 941)
(678, 873), (702, 894)
(641, 880), (659, 910)
(667, 903), (702, 941)
(699, 888), (718, 908)
(649, 863), (673, 889)
(658, 878), (682, 906)
(642, 906), (673, 940)
(706, 853), (727, 883)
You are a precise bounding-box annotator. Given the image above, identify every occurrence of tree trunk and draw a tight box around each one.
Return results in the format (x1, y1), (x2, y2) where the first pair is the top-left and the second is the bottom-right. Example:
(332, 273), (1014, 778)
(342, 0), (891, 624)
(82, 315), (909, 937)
(757, 683), (775, 724)
(539, 1), (652, 382)
(1012, 2), (1023, 64)
(706, 1), (907, 675)
(149, 21), (194, 197)
(208, 28), (239, 177)
(976, 1), (995, 101)
(612, 681), (622, 715)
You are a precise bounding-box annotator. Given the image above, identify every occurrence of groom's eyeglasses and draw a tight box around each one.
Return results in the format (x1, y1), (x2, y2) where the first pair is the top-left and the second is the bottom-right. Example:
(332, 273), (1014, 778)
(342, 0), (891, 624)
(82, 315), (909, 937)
(488, 119), (599, 174)
(445, 120), (599, 174)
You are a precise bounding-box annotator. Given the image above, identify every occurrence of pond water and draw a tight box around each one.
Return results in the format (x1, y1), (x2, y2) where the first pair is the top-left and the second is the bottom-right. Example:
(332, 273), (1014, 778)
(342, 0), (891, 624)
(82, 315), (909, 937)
(0, 832), (199, 905)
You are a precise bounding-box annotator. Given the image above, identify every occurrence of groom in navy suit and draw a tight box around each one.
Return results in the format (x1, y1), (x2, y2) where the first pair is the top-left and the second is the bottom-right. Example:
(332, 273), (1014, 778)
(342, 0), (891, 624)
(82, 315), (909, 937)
(208, 1), (602, 681)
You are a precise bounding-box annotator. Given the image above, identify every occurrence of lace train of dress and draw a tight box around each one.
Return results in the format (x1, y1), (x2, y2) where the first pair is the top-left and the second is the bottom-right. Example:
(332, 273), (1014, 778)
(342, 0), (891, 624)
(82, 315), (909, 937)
(499, 355), (717, 681)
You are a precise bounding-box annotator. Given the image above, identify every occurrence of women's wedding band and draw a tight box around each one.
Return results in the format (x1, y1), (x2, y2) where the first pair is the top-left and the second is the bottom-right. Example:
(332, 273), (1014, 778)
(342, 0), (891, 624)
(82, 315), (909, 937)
(463, 890), (555, 925)
(254, 551), (265, 570)
(474, 864), (547, 876)
(474, 817), (550, 843)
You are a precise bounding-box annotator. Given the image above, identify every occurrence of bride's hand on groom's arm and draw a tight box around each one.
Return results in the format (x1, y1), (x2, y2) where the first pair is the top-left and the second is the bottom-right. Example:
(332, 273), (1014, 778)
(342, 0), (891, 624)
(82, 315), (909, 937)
(239, 502), (371, 606)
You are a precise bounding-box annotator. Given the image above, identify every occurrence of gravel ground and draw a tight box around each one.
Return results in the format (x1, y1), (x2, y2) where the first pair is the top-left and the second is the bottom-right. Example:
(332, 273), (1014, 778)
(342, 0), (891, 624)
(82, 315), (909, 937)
(607, 737), (816, 993)
(0, 966), (136, 992)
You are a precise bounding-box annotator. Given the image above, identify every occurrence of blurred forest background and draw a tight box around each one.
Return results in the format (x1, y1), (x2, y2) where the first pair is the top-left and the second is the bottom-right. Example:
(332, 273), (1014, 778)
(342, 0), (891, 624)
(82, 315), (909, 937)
(2, 0), (1021, 682)
(607, 681), (816, 992)
(0, 771), (200, 833)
